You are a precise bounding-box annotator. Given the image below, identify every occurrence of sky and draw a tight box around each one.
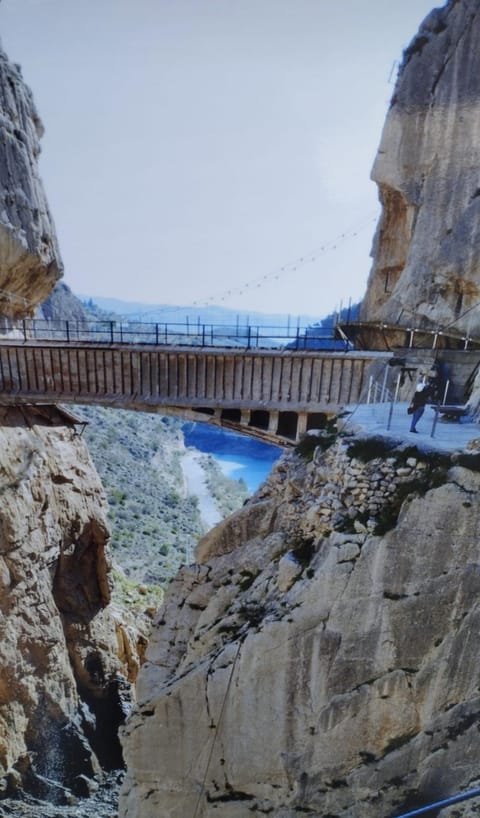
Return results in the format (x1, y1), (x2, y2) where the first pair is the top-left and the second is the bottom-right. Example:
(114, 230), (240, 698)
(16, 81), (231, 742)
(0, 0), (441, 320)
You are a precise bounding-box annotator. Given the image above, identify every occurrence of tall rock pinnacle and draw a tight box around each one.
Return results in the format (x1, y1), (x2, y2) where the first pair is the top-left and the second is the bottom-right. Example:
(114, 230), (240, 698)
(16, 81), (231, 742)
(0, 49), (62, 317)
(361, 0), (480, 337)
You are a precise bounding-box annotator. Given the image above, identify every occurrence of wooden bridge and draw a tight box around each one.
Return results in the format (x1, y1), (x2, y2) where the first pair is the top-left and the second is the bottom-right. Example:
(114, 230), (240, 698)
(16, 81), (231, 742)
(0, 337), (391, 444)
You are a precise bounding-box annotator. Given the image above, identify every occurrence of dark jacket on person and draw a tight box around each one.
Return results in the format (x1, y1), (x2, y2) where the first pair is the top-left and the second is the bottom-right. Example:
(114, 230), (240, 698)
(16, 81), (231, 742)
(410, 384), (431, 410)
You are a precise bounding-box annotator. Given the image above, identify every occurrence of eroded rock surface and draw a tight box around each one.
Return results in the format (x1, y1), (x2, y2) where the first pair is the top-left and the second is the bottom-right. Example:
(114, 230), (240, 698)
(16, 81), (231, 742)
(0, 405), (133, 802)
(120, 431), (480, 817)
(0, 49), (62, 317)
(361, 0), (480, 337)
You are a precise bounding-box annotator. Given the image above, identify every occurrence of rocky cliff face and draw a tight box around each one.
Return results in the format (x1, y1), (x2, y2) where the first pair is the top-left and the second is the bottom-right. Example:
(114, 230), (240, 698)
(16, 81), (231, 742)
(361, 0), (480, 337)
(36, 282), (88, 322)
(119, 426), (480, 817)
(0, 48), (62, 317)
(0, 44), (137, 802)
(0, 404), (136, 801)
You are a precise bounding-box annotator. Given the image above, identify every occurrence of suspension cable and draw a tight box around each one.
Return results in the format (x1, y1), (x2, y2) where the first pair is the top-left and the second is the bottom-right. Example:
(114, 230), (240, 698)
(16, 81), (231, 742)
(0, 287), (29, 305)
(191, 636), (244, 818)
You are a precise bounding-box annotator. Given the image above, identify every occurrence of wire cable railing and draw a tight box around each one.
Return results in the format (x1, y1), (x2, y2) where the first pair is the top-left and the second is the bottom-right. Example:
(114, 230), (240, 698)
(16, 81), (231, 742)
(0, 317), (349, 351)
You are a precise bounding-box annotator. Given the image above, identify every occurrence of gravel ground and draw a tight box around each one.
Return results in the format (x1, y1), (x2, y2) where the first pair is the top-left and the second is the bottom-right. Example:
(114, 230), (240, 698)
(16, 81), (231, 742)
(0, 772), (122, 818)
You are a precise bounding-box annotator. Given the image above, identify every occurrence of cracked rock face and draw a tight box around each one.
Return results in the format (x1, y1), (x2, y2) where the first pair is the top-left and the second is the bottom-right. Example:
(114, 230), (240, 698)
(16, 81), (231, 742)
(0, 405), (130, 799)
(361, 0), (480, 337)
(0, 49), (62, 317)
(120, 436), (480, 817)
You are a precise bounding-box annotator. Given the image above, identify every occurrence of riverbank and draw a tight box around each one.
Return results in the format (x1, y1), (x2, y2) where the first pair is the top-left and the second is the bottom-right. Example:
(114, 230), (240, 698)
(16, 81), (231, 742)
(180, 449), (222, 530)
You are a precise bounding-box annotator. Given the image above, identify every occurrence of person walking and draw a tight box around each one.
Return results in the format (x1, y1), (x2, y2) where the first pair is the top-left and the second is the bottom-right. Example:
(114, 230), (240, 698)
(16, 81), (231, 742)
(408, 380), (431, 433)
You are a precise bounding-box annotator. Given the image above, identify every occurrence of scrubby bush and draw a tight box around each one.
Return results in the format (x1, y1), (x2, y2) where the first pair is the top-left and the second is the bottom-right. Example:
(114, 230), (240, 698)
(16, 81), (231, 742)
(296, 432), (336, 461)
(346, 436), (398, 463)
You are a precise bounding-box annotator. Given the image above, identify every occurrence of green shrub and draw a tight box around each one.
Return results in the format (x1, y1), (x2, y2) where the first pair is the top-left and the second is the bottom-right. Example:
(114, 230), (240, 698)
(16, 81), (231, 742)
(346, 436), (398, 463)
(296, 432), (336, 461)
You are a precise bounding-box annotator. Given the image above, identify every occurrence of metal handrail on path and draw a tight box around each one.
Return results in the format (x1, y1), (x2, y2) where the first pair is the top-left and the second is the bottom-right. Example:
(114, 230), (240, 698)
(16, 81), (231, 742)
(0, 317), (349, 351)
(337, 319), (480, 350)
(366, 367), (460, 438)
(392, 784), (480, 817)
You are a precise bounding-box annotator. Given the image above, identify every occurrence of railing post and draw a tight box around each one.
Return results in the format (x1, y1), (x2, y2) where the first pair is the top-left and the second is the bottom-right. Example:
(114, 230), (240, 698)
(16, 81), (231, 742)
(110, 321), (114, 343)
(66, 320), (70, 342)
(22, 319), (27, 342)
(164, 324), (168, 344)
(202, 324), (205, 346)
(247, 325), (251, 349)
(367, 376), (373, 404)
(155, 323), (159, 345)
(387, 372), (401, 430)
(380, 366), (389, 402)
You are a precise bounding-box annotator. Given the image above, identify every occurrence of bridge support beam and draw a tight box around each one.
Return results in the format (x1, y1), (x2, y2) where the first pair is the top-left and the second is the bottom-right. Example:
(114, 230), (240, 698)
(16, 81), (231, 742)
(240, 409), (250, 427)
(296, 412), (308, 439)
(268, 410), (279, 435)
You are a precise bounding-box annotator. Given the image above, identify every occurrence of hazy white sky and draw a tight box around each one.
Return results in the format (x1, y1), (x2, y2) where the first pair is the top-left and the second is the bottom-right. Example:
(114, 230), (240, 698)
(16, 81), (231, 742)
(0, 0), (440, 319)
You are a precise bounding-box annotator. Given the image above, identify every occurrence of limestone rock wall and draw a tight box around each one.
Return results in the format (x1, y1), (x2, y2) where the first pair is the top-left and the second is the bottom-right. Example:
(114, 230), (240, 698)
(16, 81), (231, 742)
(0, 49), (62, 317)
(35, 282), (88, 322)
(120, 431), (480, 817)
(361, 0), (480, 336)
(0, 405), (133, 800)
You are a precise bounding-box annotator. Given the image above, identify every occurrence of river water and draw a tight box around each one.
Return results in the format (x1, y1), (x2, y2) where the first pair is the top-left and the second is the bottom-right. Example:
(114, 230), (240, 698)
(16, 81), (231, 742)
(182, 423), (282, 493)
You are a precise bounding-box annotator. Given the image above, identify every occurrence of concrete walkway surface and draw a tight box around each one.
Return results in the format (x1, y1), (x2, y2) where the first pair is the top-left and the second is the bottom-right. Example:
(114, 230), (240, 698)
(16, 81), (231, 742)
(341, 401), (480, 454)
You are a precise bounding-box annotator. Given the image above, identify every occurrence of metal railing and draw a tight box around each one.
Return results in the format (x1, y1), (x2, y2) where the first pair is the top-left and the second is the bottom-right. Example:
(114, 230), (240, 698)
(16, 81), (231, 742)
(366, 374), (394, 404)
(392, 784), (480, 817)
(338, 319), (480, 350)
(0, 318), (348, 351)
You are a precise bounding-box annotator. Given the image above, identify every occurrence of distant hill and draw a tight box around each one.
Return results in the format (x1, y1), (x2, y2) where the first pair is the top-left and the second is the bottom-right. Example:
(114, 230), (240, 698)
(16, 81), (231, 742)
(36, 282), (88, 321)
(76, 294), (326, 329)
(286, 301), (361, 350)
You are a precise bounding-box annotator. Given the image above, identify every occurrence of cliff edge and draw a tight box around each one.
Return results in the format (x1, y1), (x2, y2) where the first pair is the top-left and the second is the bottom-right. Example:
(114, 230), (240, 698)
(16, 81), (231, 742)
(361, 0), (480, 337)
(0, 48), (62, 317)
(120, 429), (480, 817)
(0, 405), (134, 800)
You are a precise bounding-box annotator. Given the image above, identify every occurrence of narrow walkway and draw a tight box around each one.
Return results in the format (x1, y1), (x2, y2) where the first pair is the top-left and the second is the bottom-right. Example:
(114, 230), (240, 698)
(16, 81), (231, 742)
(342, 401), (480, 453)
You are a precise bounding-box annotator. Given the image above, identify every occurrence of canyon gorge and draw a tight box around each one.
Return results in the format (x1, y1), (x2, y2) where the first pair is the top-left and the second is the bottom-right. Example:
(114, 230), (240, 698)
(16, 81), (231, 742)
(2, 2), (480, 818)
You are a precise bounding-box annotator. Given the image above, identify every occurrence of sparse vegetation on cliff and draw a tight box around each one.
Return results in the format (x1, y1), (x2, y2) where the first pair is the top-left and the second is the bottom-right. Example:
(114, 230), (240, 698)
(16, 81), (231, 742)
(199, 453), (249, 516)
(72, 406), (253, 586)
(73, 406), (203, 584)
